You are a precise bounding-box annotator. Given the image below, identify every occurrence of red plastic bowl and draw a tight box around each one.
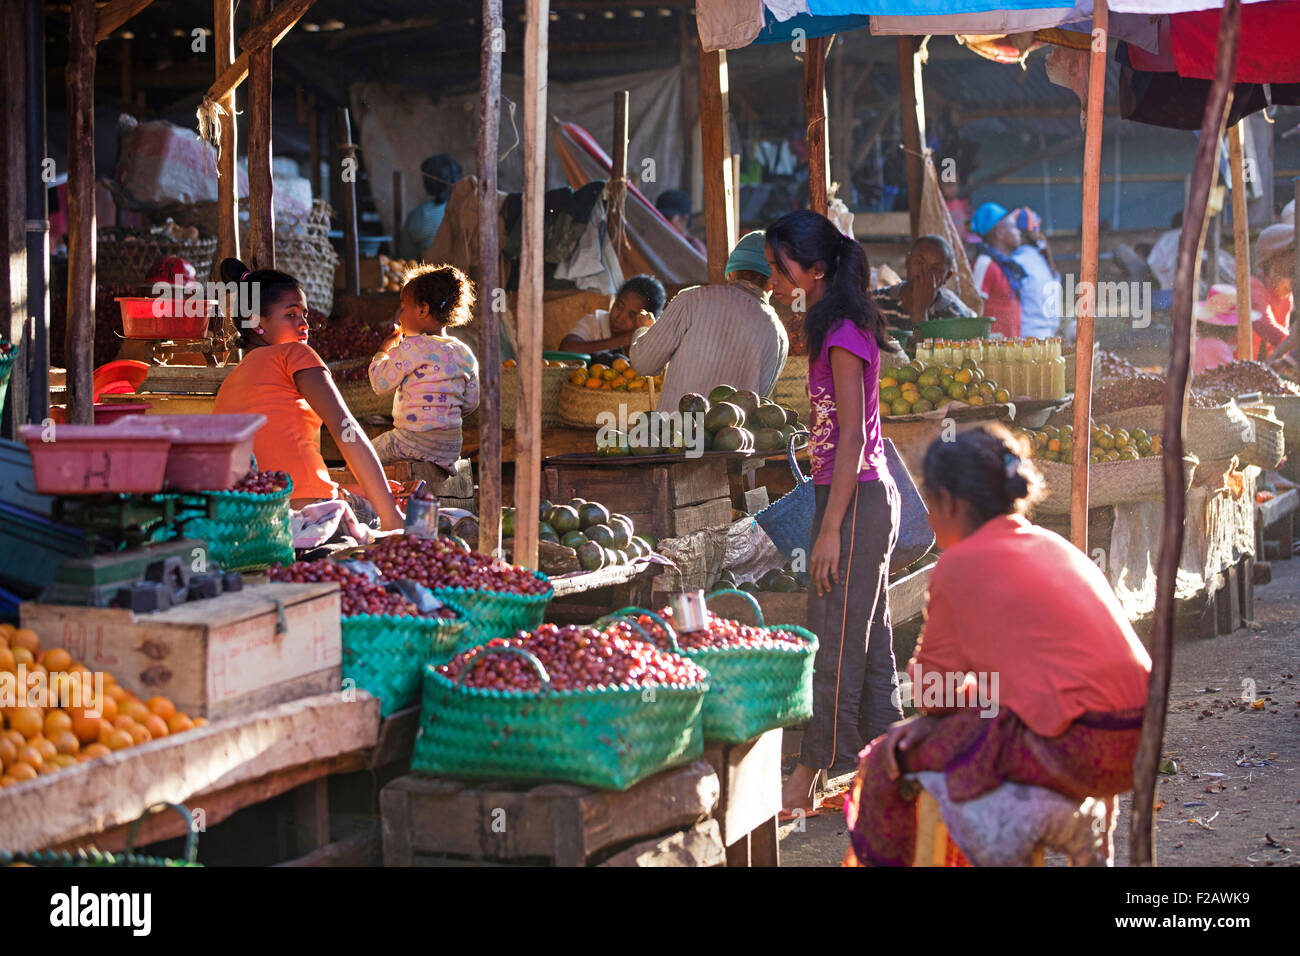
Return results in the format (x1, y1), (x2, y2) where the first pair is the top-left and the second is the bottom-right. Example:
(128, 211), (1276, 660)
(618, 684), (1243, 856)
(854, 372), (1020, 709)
(116, 296), (215, 340)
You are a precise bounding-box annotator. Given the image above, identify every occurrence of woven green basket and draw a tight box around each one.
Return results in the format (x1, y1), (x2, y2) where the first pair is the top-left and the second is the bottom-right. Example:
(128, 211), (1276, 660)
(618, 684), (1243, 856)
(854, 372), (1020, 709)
(1, 803), (202, 867)
(341, 603), (469, 717)
(0, 346), (14, 416)
(601, 591), (817, 745)
(430, 572), (553, 651)
(412, 644), (707, 790)
(171, 479), (295, 573)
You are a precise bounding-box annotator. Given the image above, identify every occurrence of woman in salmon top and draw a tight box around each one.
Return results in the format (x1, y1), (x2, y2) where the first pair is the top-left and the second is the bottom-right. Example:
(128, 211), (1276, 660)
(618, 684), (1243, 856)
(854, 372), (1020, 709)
(213, 258), (403, 530)
(842, 425), (1151, 867)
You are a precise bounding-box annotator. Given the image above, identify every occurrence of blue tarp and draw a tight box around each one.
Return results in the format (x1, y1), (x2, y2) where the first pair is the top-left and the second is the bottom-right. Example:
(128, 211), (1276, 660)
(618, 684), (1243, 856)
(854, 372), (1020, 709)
(752, 12), (871, 44)
(809, 0), (1074, 13)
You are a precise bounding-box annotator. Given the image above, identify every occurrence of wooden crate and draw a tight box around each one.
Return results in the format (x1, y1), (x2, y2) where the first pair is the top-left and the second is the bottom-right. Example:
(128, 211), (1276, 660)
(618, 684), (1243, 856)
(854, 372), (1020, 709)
(703, 729), (783, 867)
(381, 760), (721, 867)
(21, 582), (342, 721)
(543, 457), (733, 541)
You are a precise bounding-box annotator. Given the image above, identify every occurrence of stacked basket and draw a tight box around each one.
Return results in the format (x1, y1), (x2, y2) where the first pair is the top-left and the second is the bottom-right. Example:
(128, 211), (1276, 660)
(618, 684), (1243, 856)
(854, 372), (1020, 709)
(1032, 455), (1199, 513)
(341, 600), (469, 717)
(97, 228), (219, 288)
(558, 380), (655, 429)
(431, 571), (553, 652)
(167, 478), (295, 573)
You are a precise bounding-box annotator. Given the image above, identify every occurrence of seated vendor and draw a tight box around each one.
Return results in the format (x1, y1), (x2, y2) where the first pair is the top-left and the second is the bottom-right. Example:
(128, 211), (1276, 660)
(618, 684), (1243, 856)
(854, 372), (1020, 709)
(212, 258), (404, 530)
(872, 235), (975, 331)
(559, 275), (666, 354)
(842, 425), (1151, 867)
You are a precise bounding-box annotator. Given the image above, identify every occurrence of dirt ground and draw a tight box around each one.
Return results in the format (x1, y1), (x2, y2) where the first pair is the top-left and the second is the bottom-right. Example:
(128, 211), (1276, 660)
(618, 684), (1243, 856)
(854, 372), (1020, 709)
(778, 551), (1300, 867)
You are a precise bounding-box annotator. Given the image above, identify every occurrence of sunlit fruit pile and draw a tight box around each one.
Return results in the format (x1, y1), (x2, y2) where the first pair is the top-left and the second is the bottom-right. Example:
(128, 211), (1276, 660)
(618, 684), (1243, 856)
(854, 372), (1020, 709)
(268, 559), (458, 619)
(365, 535), (549, 594)
(568, 357), (663, 393)
(506, 499), (654, 571)
(377, 255), (417, 292)
(230, 469), (290, 495)
(502, 357), (585, 370)
(0, 625), (203, 787)
(711, 566), (803, 594)
(437, 624), (707, 693)
(618, 609), (808, 652)
(595, 384), (802, 456)
(309, 314), (393, 362)
(1194, 360), (1300, 398)
(1014, 422), (1161, 465)
(880, 359), (1010, 417)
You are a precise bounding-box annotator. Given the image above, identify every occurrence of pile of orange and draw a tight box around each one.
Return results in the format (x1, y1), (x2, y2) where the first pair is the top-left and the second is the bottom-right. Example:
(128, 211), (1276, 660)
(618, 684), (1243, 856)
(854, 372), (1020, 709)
(0, 624), (207, 788)
(569, 357), (663, 393)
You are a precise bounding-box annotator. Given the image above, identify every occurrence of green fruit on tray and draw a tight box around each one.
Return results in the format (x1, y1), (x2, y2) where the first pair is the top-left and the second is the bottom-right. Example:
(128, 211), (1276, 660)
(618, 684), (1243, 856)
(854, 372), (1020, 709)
(679, 392), (710, 416)
(754, 427), (784, 452)
(704, 401), (745, 433)
(561, 530), (588, 550)
(577, 541), (606, 571)
(630, 440), (660, 456)
(610, 512), (635, 537)
(578, 501), (611, 529)
(784, 406), (800, 426)
(718, 569), (738, 586)
(547, 505), (581, 534)
(730, 389), (761, 421)
(568, 498), (588, 509)
(539, 499), (553, 514)
(539, 523), (560, 543)
(890, 397), (913, 417)
(921, 385), (945, 405)
(609, 521), (632, 550)
(758, 568), (783, 589)
(712, 425), (747, 452)
(739, 581), (760, 594)
(708, 384), (737, 404)
(632, 535), (654, 554)
(770, 573), (799, 592)
(586, 523), (616, 548)
(615, 549), (631, 564)
(604, 547), (621, 566)
(894, 366), (918, 384)
(756, 403), (787, 429)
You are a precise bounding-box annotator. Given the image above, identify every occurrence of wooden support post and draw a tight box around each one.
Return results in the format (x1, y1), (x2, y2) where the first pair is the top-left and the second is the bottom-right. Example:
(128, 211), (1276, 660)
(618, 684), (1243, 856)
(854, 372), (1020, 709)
(214, 0), (239, 272)
(897, 36), (925, 241)
(608, 91), (629, 260)
(1228, 122), (1252, 359)
(66, 0), (96, 426)
(307, 97), (320, 201)
(1, 0), (28, 435)
(94, 0), (155, 43)
(477, 0), (503, 559)
(1068, 0), (1108, 553)
(392, 169), (405, 242)
(1134, 0), (1241, 869)
(337, 108), (360, 296)
(698, 43), (735, 285)
(513, 0), (548, 570)
(804, 35), (830, 217)
(831, 37), (849, 201)
(247, 0), (274, 269)
(23, 0), (48, 426)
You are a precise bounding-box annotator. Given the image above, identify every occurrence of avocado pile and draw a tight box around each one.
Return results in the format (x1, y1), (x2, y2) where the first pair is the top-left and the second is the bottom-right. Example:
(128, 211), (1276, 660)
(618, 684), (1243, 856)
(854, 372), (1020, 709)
(503, 498), (655, 571)
(711, 564), (805, 594)
(693, 384), (805, 454)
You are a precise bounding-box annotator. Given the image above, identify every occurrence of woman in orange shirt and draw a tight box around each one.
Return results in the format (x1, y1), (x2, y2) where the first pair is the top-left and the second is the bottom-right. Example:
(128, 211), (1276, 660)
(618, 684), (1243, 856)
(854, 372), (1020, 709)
(842, 425), (1150, 866)
(213, 258), (403, 530)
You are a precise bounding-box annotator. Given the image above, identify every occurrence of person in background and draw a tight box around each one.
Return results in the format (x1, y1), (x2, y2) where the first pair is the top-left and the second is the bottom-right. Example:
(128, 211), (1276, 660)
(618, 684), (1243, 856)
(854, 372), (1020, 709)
(1193, 303), (1247, 375)
(969, 202), (1026, 338)
(559, 274), (666, 354)
(655, 189), (707, 256)
(1251, 224), (1296, 363)
(369, 264), (480, 479)
(940, 175), (975, 243)
(872, 235), (976, 332)
(763, 211), (902, 816)
(213, 258), (403, 530)
(629, 231), (788, 413)
(1010, 207), (1060, 339)
(397, 154), (463, 260)
(843, 426), (1150, 867)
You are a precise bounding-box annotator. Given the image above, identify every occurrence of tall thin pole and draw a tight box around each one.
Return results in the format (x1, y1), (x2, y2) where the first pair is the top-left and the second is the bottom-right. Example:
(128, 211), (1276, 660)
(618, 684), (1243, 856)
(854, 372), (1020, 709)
(1228, 122), (1252, 359)
(337, 108), (360, 296)
(608, 91), (629, 263)
(215, 0), (239, 271)
(477, 0), (503, 559)
(698, 44), (734, 284)
(1133, 0), (1241, 869)
(2, 0), (30, 436)
(247, 0), (275, 268)
(804, 35), (830, 217)
(24, 0), (47, 425)
(65, 0), (95, 425)
(897, 36), (925, 241)
(1068, 0), (1108, 553)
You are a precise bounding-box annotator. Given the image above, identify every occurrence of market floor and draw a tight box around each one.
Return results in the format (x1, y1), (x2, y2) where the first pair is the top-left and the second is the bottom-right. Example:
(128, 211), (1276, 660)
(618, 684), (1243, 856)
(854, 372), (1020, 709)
(776, 556), (1300, 867)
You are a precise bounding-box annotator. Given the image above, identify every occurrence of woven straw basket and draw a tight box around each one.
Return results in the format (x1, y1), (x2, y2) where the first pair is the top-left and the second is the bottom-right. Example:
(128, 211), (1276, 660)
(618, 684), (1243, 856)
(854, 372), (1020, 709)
(97, 230), (219, 287)
(1264, 394), (1300, 449)
(1240, 405), (1286, 470)
(1033, 454), (1199, 514)
(1109, 402), (1252, 463)
(558, 380), (655, 429)
(463, 365), (570, 430)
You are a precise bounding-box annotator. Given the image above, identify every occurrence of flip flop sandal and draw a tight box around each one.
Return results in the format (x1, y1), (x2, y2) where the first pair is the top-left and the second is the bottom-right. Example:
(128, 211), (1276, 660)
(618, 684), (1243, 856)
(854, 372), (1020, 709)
(778, 807), (821, 823)
(818, 789), (849, 811)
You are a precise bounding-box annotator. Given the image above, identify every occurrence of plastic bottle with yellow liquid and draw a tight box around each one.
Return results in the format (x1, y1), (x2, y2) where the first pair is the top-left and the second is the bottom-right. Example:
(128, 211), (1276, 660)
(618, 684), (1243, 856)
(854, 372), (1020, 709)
(1049, 337), (1067, 399)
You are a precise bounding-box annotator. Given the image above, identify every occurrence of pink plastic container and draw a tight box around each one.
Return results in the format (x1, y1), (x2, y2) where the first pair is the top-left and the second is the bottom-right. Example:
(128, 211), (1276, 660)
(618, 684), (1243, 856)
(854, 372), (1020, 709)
(93, 401), (152, 425)
(113, 413), (267, 491)
(116, 296), (215, 340)
(19, 421), (178, 495)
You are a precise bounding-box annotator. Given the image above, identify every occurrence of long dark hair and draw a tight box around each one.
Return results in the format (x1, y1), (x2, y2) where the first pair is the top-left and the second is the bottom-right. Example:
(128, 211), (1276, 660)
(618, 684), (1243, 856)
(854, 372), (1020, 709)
(765, 210), (889, 361)
(922, 425), (1045, 524)
(219, 257), (305, 347)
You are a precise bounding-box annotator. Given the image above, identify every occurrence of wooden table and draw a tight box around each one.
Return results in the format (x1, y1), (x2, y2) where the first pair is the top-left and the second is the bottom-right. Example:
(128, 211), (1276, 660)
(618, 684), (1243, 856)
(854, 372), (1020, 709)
(545, 561), (661, 623)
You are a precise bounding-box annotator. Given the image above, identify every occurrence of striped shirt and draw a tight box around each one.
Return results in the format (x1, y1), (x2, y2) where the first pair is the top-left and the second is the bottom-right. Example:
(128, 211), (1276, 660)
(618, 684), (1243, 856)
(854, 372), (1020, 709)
(628, 280), (789, 413)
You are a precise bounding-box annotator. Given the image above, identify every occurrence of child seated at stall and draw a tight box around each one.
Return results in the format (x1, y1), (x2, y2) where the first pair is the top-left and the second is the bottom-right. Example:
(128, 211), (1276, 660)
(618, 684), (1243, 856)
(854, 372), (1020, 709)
(369, 264), (480, 479)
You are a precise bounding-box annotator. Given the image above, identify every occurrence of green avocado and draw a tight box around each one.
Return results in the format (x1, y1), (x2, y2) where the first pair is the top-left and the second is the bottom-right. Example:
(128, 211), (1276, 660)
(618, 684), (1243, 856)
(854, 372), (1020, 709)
(578, 501), (611, 529)
(577, 541), (606, 571)
(539, 523), (560, 544)
(586, 523), (616, 548)
(704, 402), (744, 433)
(756, 403), (788, 429)
(731, 389), (761, 421)
(712, 426), (747, 452)
(678, 393), (710, 416)
(708, 384), (737, 404)
(561, 530), (588, 550)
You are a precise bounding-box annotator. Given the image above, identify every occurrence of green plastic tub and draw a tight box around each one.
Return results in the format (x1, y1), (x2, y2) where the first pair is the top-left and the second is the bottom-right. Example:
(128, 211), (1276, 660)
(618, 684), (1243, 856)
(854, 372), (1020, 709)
(914, 316), (994, 340)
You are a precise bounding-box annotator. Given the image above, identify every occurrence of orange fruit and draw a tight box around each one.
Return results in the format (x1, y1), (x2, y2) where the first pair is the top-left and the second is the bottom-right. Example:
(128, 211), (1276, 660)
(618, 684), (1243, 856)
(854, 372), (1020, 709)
(99, 695), (118, 723)
(0, 775), (14, 788)
(2, 729), (24, 749)
(96, 719), (118, 745)
(143, 714), (169, 739)
(70, 713), (101, 745)
(9, 629), (39, 655)
(51, 753), (77, 769)
(113, 714), (138, 732)
(584, 376), (602, 389)
(106, 684), (131, 704)
(36, 762), (58, 775)
(0, 737), (16, 768)
(120, 700), (150, 723)
(50, 731), (79, 756)
(80, 743), (110, 760)
(0, 647), (14, 674)
(101, 670), (116, 686)
(167, 713), (195, 734)
(29, 736), (57, 761)
(16, 744), (43, 768)
(104, 728), (133, 751)
(68, 661), (90, 676)
(145, 696), (175, 720)
(11, 647), (33, 667)
(192, 717), (209, 728)
(9, 707), (43, 740)
(42, 648), (72, 673)
(43, 710), (72, 737)
(8, 762), (35, 782)
(127, 724), (151, 746)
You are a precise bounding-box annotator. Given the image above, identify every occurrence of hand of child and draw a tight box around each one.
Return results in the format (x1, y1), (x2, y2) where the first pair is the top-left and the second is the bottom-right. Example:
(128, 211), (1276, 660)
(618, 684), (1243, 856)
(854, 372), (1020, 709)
(635, 310), (656, 330)
(380, 326), (403, 351)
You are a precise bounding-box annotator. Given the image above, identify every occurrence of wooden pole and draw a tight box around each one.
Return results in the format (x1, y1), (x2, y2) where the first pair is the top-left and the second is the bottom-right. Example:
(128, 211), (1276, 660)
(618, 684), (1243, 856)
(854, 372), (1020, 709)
(24, 0), (48, 426)
(337, 107), (360, 296)
(1, 0), (28, 435)
(698, 43), (734, 285)
(247, 0), (275, 269)
(215, 0), (239, 271)
(392, 169), (405, 245)
(1133, 0), (1241, 869)
(804, 35), (830, 217)
(95, 0), (155, 43)
(1228, 122), (1253, 359)
(205, 0), (317, 104)
(897, 36), (925, 241)
(308, 98), (321, 201)
(66, 0), (95, 426)
(477, 0), (503, 559)
(513, 0), (548, 570)
(831, 37), (850, 202)
(607, 91), (629, 259)
(1068, 0), (1108, 554)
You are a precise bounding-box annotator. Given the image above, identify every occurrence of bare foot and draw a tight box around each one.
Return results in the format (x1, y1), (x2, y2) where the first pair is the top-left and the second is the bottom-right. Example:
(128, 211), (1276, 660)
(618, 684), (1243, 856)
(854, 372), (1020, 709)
(782, 763), (819, 811)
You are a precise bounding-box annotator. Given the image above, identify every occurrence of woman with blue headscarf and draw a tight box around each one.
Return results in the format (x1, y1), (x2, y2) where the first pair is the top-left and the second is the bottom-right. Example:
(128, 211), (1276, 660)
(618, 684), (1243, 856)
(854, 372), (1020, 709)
(969, 202), (1026, 338)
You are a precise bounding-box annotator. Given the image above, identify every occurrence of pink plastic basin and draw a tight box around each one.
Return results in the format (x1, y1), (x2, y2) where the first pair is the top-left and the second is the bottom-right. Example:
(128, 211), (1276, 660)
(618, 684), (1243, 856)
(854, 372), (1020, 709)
(116, 296), (216, 340)
(113, 413), (267, 491)
(93, 401), (152, 424)
(19, 421), (178, 495)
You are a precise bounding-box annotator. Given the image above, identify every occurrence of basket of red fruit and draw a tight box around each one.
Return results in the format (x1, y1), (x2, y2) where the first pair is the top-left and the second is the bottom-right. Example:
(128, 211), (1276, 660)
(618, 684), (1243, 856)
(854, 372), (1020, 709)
(270, 559), (469, 717)
(601, 590), (817, 744)
(365, 535), (553, 650)
(168, 468), (295, 572)
(412, 622), (710, 789)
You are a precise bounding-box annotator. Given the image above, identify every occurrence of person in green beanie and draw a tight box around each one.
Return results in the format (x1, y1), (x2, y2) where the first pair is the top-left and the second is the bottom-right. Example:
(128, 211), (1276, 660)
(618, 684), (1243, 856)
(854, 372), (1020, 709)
(629, 231), (789, 413)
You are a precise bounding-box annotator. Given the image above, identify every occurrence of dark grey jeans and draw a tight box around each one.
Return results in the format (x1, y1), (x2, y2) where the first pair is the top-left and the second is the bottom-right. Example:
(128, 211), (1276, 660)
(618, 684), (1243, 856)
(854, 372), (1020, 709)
(800, 477), (904, 774)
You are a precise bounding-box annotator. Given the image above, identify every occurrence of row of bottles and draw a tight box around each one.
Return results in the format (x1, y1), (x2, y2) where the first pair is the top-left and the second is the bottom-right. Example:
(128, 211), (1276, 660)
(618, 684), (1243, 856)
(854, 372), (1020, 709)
(913, 338), (1068, 401)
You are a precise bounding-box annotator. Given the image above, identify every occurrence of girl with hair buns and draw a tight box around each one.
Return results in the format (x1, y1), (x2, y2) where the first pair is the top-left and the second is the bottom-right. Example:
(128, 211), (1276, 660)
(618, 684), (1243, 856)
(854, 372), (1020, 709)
(764, 210), (903, 814)
(841, 425), (1151, 867)
(212, 258), (403, 530)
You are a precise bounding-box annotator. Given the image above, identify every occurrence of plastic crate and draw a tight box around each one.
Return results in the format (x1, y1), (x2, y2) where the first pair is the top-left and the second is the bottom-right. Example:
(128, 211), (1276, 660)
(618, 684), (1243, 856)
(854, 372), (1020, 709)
(0, 501), (86, 599)
(114, 413), (265, 491)
(19, 421), (177, 495)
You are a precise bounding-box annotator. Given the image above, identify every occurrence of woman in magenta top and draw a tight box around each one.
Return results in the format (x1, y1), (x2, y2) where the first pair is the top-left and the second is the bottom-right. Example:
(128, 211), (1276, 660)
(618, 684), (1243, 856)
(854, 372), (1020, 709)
(765, 210), (903, 814)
